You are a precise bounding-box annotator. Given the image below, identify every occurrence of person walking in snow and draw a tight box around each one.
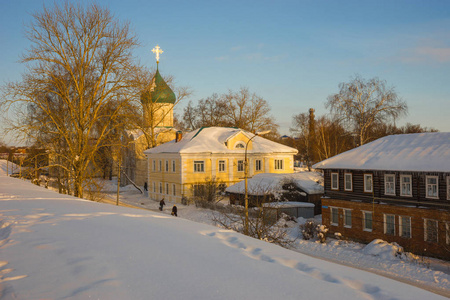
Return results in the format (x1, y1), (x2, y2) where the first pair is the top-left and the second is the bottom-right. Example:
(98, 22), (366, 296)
(171, 205), (177, 217)
(159, 198), (165, 211)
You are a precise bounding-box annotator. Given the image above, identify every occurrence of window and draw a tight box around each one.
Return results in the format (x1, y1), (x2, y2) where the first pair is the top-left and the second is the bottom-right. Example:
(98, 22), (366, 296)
(344, 173), (352, 191)
(159, 182), (162, 194)
(384, 214), (395, 235)
(255, 159), (262, 171)
(173, 184), (176, 196)
(172, 160), (176, 172)
(330, 207), (339, 226)
(400, 175), (412, 196)
(159, 160), (162, 172)
(165, 183), (169, 195)
(424, 219), (438, 243)
(447, 176), (450, 200)
(194, 161), (204, 173)
(399, 216), (411, 238)
(153, 182), (156, 193)
(364, 174), (373, 193)
(165, 160), (169, 172)
(219, 160), (226, 172)
(152, 160), (156, 172)
(344, 209), (352, 228)
(363, 211), (373, 231)
(331, 172), (339, 190)
(385, 174), (395, 195)
(235, 142), (245, 149)
(237, 160), (244, 172)
(275, 159), (284, 170)
(426, 176), (439, 199)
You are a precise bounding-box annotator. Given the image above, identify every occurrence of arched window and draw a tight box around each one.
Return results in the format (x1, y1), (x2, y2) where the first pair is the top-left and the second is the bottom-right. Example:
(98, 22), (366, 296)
(235, 142), (245, 149)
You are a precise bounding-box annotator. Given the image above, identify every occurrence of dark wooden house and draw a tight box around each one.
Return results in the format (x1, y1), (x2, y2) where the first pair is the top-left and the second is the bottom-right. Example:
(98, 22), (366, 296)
(313, 132), (450, 260)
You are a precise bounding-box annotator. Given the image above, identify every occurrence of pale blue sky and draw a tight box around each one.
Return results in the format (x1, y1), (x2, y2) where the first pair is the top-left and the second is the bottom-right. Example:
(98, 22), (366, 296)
(1, 0), (449, 145)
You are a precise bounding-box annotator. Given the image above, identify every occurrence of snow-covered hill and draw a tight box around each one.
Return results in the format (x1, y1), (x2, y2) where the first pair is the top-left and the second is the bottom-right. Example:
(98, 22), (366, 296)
(0, 160), (449, 299)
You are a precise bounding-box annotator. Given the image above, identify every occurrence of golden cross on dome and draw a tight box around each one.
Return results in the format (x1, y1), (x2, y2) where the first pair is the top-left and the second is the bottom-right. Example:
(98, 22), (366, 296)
(152, 45), (163, 63)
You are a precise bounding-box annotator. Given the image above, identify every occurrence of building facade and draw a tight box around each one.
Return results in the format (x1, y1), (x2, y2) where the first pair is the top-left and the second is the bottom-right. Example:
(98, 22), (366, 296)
(144, 127), (298, 203)
(313, 132), (450, 259)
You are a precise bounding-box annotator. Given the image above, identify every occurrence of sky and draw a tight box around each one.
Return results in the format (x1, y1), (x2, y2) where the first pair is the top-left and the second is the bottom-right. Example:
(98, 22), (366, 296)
(1, 161), (449, 298)
(1, 0), (450, 145)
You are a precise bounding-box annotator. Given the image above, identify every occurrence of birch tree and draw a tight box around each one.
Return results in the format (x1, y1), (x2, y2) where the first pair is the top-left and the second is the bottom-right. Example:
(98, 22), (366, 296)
(326, 75), (408, 145)
(1, 2), (140, 198)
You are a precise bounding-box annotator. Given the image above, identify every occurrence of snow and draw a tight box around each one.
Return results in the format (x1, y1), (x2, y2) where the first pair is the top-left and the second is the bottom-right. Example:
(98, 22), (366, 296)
(1, 160), (449, 299)
(313, 132), (450, 172)
(226, 171), (323, 195)
(144, 127), (297, 154)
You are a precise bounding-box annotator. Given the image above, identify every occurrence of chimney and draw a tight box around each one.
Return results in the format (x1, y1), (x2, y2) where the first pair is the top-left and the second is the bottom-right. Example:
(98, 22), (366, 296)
(175, 131), (182, 143)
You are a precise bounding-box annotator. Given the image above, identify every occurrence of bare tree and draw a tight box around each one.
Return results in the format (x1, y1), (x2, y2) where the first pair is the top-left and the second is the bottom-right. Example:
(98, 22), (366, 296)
(1, 2), (140, 198)
(326, 75), (408, 145)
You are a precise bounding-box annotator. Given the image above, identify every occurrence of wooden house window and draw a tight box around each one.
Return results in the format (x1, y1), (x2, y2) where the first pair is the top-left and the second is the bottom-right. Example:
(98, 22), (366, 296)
(275, 159), (284, 170)
(424, 219), (438, 243)
(364, 174), (373, 193)
(344, 209), (352, 228)
(330, 207), (339, 226)
(399, 216), (411, 238)
(331, 172), (339, 190)
(255, 159), (262, 171)
(384, 214), (395, 235)
(426, 176), (439, 199)
(400, 175), (412, 197)
(363, 211), (373, 231)
(344, 173), (352, 191)
(384, 174), (395, 195)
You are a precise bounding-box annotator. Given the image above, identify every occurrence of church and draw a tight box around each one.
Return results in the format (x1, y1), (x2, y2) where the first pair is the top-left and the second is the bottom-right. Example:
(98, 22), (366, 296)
(121, 45), (178, 187)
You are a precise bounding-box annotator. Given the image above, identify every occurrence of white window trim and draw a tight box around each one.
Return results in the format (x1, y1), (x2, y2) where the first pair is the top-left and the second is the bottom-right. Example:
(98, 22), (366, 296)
(159, 182), (162, 194)
(165, 160), (169, 172)
(344, 173), (352, 191)
(194, 160), (205, 173)
(383, 214), (396, 235)
(165, 183), (169, 195)
(152, 160), (156, 172)
(237, 160), (244, 172)
(159, 160), (162, 172)
(424, 218), (439, 243)
(234, 141), (246, 149)
(330, 207), (339, 226)
(364, 174), (373, 193)
(275, 159), (284, 170)
(343, 209), (352, 228)
(384, 174), (396, 196)
(362, 210), (373, 232)
(173, 184), (176, 196)
(331, 172), (339, 191)
(218, 160), (226, 172)
(172, 160), (176, 172)
(400, 175), (412, 197)
(399, 215), (412, 239)
(255, 159), (262, 172)
(426, 175), (439, 199)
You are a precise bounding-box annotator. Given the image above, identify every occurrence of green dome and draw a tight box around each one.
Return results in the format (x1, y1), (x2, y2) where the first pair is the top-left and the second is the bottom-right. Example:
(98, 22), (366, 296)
(141, 68), (176, 104)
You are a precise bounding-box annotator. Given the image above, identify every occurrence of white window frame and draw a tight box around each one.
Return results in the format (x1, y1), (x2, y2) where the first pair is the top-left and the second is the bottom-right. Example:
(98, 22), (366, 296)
(364, 174), (373, 193)
(399, 216), (411, 239)
(194, 161), (205, 173)
(172, 160), (176, 172)
(173, 184), (176, 196)
(384, 174), (396, 196)
(159, 160), (162, 172)
(447, 176), (450, 200)
(426, 175), (439, 199)
(234, 142), (245, 149)
(400, 175), (412, 197)
(159, 182), (162, 194)
(384, 214), (395, 236)
(153, 182), (156, 193)
(331, 172), (339, 190)
(363, 211), (373, 232)
(218, 160), (226, 172)
(165, 160), (169, 172)
(344, 173), (352, 191)
(237, 160), (244, 172)
(152, 160), (156, 172)
(424, 219), (438, 243)
(343, 209), (352, 228)
(255, 159), (262, 172)
(330, 207), (339, 226)
(275, 159), (284, 170)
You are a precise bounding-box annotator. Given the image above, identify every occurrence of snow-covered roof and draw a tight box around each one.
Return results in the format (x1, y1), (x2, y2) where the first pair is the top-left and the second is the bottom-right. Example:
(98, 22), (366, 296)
(225, 172), (324, 196)
(313, 132), (450, 172)
(144, 127), (298, 155)
(263, 201), (315, 208)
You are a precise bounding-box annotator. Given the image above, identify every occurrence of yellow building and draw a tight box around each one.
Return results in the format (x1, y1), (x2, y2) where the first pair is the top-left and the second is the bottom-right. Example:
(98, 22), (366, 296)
(144, 127), (298, 203)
